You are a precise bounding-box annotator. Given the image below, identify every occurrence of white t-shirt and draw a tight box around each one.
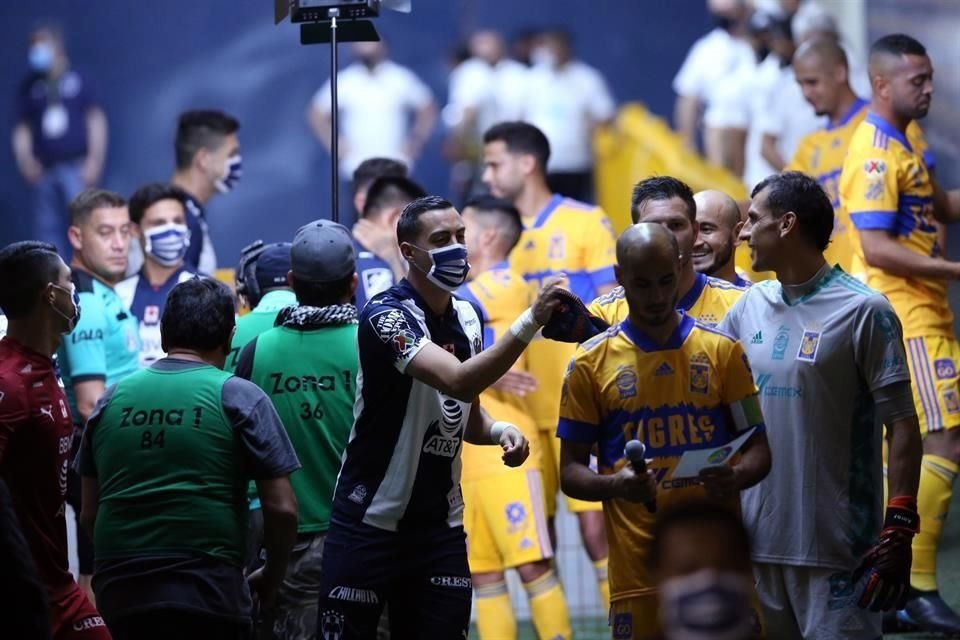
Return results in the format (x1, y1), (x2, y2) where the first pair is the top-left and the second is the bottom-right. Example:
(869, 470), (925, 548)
(523, 60), (615, 173)
(446, 58), (528, 138)
(313, 60), (433, 177)
(673, 28), (756, 119)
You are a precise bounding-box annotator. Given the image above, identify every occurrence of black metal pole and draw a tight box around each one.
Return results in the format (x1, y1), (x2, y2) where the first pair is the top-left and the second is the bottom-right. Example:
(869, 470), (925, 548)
(329, 10), (340, 223)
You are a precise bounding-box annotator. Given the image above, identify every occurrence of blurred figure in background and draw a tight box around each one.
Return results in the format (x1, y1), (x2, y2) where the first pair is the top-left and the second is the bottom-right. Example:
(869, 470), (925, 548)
(227, 242), (294, 372)
(457, 196), (572, 640)
(523, 30), (615, 202)
(12, 24), (107, 260)
(672, 0), (754, 170)
(307, 41), (437, 225)
(444, 30), (529, 203)
(165, 109), (242, 276)
(116, 184), (197, 368)
(353, 176), (426, 310)
(351, 157), (408, 219)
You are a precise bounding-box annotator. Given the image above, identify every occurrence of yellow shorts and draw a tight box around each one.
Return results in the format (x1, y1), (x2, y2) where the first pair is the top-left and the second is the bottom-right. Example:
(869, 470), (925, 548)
(608, 592), (765, 640)
(539, 429), (603, 516)
(462, 469), (553, 574)
(904, 335), (960, 434)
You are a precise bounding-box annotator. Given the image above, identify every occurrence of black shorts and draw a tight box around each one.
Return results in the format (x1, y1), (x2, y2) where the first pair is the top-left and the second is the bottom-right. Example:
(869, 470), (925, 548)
(317, 520), (472, 640)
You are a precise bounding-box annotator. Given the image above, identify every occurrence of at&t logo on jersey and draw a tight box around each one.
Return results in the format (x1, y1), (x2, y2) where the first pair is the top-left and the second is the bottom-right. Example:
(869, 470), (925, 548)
(422, 398), (464, 457)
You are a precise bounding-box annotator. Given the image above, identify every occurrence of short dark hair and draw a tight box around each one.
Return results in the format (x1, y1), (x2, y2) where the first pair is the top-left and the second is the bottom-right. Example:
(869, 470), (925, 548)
(871, 33), (927, 59)
(69, 188), (127, 227)
(631, 176), (696, 223)
(0, 241), (62, 319)
(362, 176), (427, 219)
(174, 110), (240, 170)
(352, 158), (408, 196)
(160, 278), (235, 352)
(483, 121), (551, 173)
(752, 171), (834, 251)
(128, 183), (187, 225)
(397, 196), (456, 245)
(291, 274), (354, 307)
(649, 500), (751, 571)
(463, 195), (524, 254)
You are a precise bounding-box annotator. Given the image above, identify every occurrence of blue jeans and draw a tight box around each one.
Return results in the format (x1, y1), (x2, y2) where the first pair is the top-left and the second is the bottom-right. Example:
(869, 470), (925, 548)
(35, 160), (85, 260)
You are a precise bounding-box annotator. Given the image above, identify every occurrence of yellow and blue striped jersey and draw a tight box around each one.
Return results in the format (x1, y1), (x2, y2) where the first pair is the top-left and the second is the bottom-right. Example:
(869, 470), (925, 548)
(588, 271), (746, 328)
(786, 98), (870, 273)
(558, 313), (762, 600)
(839, 111), (945, 337)
(509, 195), (618, 430)
(456, 263), (540, 482)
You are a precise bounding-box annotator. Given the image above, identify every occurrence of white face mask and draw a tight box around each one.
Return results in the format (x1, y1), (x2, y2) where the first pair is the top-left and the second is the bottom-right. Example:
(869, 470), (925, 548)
(659, 570), (756, 640)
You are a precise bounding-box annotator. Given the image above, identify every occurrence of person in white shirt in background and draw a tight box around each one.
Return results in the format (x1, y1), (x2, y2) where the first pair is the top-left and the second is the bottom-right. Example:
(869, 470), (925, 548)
(523, 29), (615, 203)
(672, 0), (755, 172)
(306, 40), (437, 222)
(707, 9), (782, 187)
(444, 30), (529, 203)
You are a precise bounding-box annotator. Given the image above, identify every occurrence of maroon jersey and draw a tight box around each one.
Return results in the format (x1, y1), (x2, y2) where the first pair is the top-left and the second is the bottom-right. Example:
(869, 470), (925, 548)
(0, 336), (75, 597)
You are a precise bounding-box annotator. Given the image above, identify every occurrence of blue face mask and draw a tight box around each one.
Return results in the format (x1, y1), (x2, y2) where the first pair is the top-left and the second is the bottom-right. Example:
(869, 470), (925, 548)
(215, 155), (243, 194)
(410, 243), (471, 292)
(144, 223), (191, 266)
(29, 42), (54, 73)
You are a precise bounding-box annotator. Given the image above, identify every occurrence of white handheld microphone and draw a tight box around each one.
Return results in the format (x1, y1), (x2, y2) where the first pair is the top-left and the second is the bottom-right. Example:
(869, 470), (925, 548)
(625, 440), (656, 513)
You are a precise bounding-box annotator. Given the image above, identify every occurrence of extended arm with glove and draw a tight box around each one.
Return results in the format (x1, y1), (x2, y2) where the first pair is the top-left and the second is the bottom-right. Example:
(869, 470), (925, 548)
(853, 496), (920, 612)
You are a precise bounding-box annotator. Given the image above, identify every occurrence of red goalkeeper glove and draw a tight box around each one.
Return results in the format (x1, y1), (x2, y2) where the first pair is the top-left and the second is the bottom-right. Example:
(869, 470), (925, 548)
(852, 496), (920, 612)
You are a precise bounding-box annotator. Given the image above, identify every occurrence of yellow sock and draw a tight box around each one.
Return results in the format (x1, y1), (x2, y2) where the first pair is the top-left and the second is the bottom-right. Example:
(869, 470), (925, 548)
(524, 569), (572, 640)
(911, 454), (958, 592)
(594, 558), (611, 613)
(475, 580), (516, 640)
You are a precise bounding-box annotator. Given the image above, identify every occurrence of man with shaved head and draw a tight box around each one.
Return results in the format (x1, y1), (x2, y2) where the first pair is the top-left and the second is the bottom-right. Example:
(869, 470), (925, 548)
(786, 36), (878, 275)
(840, 34), (960, 633)
(692, 189), (748, 286)
(559, 221), (770, 638)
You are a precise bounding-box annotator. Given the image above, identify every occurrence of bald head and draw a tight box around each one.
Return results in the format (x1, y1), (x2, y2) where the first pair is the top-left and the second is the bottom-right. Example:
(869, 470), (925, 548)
(692, 191), (742, 280)
(615, 223), (681, 326)
(694, 190), (740, 228)
(794, 36), (848, 70)
(617, 223), (679, 269)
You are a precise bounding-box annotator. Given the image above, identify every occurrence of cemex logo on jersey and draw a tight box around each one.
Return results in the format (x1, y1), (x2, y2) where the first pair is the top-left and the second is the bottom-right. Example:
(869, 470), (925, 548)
(328, 586), (379, 605)
(755, 373), (803, 398)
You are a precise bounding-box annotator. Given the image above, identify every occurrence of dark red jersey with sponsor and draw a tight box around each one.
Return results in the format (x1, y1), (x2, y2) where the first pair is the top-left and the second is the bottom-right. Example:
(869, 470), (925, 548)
(0, 336), (75, 597)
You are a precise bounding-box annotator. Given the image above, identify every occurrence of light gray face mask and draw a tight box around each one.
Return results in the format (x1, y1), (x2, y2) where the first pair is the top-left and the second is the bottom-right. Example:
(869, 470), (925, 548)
(659, 570), (756, 640)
